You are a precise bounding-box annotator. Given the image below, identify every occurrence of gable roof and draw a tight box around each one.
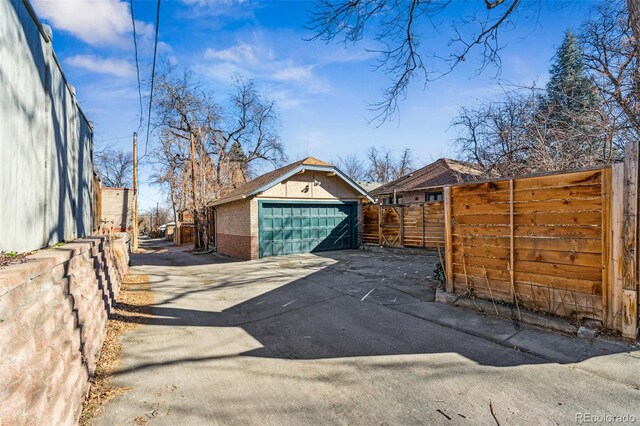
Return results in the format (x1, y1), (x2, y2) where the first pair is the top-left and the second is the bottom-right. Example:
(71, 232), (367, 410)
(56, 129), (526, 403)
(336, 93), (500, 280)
(372, 158), (481, 196)
(211, 157), (374, 206)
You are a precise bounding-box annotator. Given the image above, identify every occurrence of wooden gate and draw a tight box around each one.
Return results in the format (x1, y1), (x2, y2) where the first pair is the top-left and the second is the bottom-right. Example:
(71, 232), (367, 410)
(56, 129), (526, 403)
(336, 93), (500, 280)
(380, 205), (403, 247)
(362, 202), (445, 249)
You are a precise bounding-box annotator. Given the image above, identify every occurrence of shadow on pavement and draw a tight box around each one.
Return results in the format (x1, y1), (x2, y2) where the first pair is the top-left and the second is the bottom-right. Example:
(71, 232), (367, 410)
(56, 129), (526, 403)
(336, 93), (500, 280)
(111, 238), (635, 376)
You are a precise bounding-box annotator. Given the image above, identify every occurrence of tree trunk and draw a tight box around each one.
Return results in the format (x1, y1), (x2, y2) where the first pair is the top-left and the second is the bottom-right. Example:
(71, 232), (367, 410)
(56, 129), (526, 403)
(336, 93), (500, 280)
(189, 131), (202, 251)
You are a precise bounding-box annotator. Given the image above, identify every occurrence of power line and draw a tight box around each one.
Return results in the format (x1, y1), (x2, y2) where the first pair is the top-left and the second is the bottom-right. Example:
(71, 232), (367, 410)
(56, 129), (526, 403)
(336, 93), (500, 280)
(129, 0), (143, 133)
(142, 0), (162, 159)
(95, 134), (133, 142)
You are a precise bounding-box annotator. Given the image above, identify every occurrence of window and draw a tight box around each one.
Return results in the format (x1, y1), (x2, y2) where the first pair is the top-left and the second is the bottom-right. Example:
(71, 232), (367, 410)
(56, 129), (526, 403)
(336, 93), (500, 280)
(384, 195), (403, 205)
(425, 191), (443, 202)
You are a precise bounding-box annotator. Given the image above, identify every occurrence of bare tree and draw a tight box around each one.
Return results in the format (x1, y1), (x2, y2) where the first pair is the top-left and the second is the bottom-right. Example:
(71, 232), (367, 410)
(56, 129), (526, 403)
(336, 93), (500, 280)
(140, 205), (172, 234)
(308, 0), (540, 123)
(153, 68), (285, 250)
(211, 77), (286, 191)
(394, 148), (414, 178)
(153, 68), (218, 250)
(453, 84), (622, 177)
(335, 153), (367, 180)
(94, 147), (133, 188)
(152, 129), (190, 222)
(580, 0), (639, 148)
(309, 1), (640, 125)
(366, 146), (395, 182)
(364, 146), (414, 182)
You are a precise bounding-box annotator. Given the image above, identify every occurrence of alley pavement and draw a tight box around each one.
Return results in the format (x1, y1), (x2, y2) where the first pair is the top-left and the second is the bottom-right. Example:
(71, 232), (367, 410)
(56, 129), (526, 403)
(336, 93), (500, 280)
(96, 239), (640, 425)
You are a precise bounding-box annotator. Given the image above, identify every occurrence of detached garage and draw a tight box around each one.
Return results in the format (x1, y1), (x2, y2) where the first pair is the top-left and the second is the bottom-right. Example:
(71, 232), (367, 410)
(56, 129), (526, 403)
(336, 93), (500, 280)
(211, 157), (374, 260)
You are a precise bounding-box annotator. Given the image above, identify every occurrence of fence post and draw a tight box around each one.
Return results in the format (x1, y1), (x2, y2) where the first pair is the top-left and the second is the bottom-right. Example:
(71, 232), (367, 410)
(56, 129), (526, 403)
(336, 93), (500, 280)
(601, 166), (611, 325)
(400, 205), (405, 247)
(509, 179), (515, 304)
(610, 164), (625, 331)
(622, 140), (639, 339)
(378, 205), (382, 246)
(444, 187), (453, 292)
(422, 202), (426, 249)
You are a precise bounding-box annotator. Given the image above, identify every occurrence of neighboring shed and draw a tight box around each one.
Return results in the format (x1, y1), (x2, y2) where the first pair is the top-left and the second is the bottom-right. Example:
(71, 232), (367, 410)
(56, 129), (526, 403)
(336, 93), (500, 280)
(211, 157), (374, 260)
(100, 188), (134, 232)
(373, 158), (481, 204)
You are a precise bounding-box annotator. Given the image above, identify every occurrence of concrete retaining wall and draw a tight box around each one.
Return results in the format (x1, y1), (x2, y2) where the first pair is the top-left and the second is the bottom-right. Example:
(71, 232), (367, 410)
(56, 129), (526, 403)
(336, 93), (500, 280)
(0, 235), (128, 425)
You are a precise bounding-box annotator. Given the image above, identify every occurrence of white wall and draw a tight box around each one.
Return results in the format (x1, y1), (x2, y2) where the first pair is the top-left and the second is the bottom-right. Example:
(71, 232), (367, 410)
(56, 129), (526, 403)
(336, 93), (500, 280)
(0, 0), (94, 252)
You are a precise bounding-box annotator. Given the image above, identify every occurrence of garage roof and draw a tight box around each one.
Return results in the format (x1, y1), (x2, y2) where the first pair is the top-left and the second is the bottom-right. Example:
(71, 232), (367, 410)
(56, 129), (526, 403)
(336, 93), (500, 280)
(211, 157), (375, 206)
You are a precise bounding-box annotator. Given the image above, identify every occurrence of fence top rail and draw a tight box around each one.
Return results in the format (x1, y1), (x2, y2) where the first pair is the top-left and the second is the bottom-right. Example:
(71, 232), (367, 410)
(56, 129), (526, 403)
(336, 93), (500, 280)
(375, 184), (447, 196)
(370, 201), (444, 207)
(444, 163), (615, 189)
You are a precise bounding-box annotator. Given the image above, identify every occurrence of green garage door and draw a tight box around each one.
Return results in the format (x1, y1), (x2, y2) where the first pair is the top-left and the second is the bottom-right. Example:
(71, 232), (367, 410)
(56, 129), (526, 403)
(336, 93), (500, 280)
(259, 202), (356, 257)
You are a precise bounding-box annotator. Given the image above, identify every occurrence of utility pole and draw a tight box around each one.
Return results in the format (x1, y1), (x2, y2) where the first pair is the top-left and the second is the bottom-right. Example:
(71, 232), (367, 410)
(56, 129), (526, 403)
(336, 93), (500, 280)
(189, 131), (199, 250)
(132, 132), (139, 251)
(156, 201), (160, 237)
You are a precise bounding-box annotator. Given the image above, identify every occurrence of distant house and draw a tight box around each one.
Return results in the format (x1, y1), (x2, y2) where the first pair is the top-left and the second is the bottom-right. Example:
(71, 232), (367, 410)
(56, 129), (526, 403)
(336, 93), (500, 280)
(177, 210), (194, 224)
(210, 157), (374, 260)
(372, 158), (481, 204)
(100, 188), (134, 232)
(356, 181), (384, 194)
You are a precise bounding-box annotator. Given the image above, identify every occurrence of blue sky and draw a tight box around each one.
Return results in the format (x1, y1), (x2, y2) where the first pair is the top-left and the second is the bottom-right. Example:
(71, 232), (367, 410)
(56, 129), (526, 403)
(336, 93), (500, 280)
(31, 0), (597, 211)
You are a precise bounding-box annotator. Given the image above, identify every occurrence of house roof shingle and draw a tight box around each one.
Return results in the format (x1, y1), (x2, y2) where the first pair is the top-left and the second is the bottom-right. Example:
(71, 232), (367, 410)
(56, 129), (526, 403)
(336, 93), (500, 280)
(372, 158), (481, 196)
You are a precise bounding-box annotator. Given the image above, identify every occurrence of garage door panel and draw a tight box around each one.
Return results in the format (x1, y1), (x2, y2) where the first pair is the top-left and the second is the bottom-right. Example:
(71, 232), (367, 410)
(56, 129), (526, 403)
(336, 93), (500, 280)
(260, 202), (355, 257)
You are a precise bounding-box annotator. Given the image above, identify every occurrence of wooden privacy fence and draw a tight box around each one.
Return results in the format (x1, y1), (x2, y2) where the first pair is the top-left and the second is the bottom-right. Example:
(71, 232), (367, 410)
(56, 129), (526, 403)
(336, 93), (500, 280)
(176, 224), (195, 245)
(363, 202), (445, 249)
(444, 165), (638, 337)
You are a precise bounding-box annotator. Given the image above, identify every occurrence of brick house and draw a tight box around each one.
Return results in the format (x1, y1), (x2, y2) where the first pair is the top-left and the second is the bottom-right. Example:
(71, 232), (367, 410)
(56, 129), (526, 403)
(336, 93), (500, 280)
(372, 158), (481, 204)
(211, 157), (374, 260)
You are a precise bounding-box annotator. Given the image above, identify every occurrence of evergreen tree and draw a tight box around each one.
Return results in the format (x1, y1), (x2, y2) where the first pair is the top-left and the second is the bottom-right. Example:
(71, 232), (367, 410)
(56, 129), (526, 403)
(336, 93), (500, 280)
(539, 29), (604, 165)
(544, 30), (599, 119)
(227, 141), (248, 188)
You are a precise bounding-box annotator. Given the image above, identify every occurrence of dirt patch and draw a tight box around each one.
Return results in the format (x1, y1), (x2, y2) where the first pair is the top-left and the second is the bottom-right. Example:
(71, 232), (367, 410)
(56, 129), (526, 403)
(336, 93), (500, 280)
(80, 273), (154, 425)
(0, 250), (29, 268)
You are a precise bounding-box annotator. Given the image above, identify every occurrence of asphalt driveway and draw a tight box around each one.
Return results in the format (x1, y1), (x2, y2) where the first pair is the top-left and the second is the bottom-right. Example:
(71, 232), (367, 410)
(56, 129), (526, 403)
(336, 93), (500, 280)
(96, 240), (640, 425)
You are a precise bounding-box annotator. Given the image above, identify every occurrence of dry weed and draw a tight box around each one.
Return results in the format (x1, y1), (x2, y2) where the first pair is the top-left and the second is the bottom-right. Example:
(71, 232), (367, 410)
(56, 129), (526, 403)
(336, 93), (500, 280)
(80, 273), (153, 425)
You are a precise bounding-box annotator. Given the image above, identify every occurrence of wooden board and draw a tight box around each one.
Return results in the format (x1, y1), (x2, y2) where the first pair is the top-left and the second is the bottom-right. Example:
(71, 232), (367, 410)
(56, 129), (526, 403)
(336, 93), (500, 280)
(448, 166), (610, 323)
(362, 202), (445, 249)
(622, 140), (639, 339)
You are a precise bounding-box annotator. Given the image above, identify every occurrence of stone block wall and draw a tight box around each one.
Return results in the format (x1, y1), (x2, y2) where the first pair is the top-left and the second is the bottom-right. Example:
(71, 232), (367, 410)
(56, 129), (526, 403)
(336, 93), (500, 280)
(0, 235), (129, 425)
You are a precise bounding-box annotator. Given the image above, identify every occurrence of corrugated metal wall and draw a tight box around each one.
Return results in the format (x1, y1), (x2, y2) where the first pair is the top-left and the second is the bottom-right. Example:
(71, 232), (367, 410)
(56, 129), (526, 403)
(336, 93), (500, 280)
(0, 0), (94, 252)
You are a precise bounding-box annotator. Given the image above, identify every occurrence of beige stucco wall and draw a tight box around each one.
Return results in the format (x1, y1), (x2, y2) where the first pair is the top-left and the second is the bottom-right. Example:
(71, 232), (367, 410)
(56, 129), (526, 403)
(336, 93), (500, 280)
(259, 171), (360, 200)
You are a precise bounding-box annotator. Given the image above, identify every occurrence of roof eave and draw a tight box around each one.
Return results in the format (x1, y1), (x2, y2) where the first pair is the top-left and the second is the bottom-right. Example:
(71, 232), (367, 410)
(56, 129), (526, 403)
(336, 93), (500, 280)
(212, 163), (376, 207)
(248, 164), (375, 202)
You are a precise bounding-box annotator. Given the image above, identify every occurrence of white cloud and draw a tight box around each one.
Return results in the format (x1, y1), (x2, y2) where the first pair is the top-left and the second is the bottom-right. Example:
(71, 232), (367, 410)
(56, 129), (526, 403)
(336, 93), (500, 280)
(31, 0), (150, 47)
(271, 65), (313, 83)
(200, 62), (250, 82)
(179, 0), (253, 19)
(65, 54), (134, 78)
(199, 39), (332, 106)
(204, 43), (260, 66)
